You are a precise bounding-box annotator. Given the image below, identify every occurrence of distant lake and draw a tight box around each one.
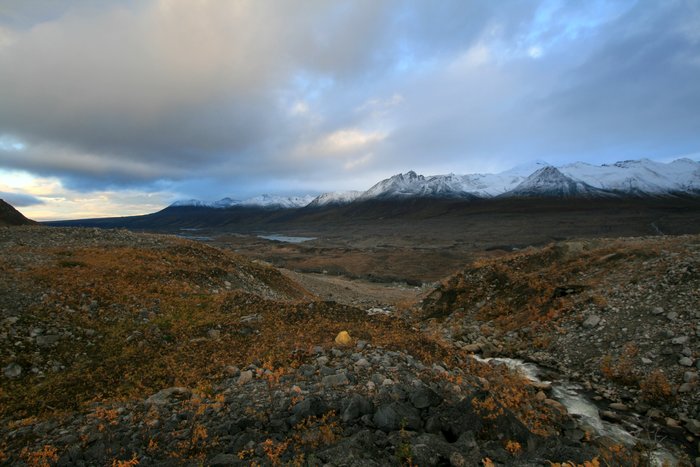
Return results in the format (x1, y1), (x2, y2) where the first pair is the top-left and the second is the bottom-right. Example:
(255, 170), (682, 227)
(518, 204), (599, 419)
(177, 235), (213, 241)
(258, 234), (316, 243)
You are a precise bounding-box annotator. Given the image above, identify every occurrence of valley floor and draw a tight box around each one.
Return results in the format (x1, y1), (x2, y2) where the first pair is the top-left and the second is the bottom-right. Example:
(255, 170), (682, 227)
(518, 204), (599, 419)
(1, 226), (699, 465)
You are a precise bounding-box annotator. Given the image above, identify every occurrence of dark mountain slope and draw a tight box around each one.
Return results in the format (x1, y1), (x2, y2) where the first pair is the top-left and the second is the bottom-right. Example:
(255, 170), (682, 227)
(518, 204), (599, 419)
(0, 199), (36, 226)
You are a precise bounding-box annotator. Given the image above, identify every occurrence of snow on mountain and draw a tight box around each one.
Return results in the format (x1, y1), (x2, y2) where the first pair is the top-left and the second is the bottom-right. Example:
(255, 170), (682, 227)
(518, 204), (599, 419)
(364, 158), (700, 200)
(307, 191), (363, 207)
(456, 172), (531, 197)
(560, 158), (700, 195)
(504, 166), (614, 198)
(170, 158), (700, 209)
(171, 194), (314, 209)
(359, 171), (425, 199)
(210, 197), (240, 208)
(359, 171), (481, 200)
(170, 199), (213, 207)
(237, 194), (315, 208)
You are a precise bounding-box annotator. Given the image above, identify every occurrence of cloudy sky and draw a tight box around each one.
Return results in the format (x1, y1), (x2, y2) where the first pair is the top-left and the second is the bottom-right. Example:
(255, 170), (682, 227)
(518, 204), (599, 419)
(1, 0), (699, 220)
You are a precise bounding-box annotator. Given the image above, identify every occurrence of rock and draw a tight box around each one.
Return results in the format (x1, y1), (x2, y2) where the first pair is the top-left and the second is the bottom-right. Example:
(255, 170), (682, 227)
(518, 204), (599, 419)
(3, 362), (22, 379)
(342, 394), (373, 422)
(530, 381), (552, 391)
(322, 373), (349, 386)
(207, 329), (221, 340)
(601, 410), (622, 422)
(316, 356), (329, 366)
(609, 402), (629, 411)
(684, 371), (698, 383)
(535, 391), (546, 402)
(145, 387), (191, 406)
(224, 365), (240, 377)
(679, 357), (695, 367)
(373, 402), (422, 432)
(678, 383), (696, 393)
(666, 312), (679, 321)
(544, 398), (567, 414)
(240, 313), (261, 324)
(450, 451), (467, 467)
(583, 315), (601, 328)
(409, 386), (442, 409)
(672, 336), (689, 345)
(651, 307), (664, 315)
(209, 454), (238, 466)
(641, 357), (653, 364)
(666, 417), (682, 428)
(335, 331), (352, 346)
(237, 370), (253, 385)
(289, 396), (328, 425)
(36, 334), (60, 348)
(463, 343), (481, 353)
(354, 358), (370, 368)
(686, 419), (700, 436)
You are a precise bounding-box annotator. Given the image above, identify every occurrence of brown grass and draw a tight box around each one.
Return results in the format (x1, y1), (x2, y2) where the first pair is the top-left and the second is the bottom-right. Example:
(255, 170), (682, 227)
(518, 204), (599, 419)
(0, 241), (459, 420)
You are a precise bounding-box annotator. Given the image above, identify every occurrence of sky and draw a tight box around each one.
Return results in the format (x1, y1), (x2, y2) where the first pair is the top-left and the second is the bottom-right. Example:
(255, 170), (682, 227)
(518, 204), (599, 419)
(1, 0), (699, 220)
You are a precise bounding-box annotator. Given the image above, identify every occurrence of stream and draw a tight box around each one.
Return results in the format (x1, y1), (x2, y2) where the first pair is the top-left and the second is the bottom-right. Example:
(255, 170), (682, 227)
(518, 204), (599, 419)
(474, 356), (679, 466)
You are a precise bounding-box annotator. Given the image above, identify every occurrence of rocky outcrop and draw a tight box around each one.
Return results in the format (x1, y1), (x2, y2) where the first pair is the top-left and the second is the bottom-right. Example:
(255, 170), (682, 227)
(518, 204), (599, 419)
(2, 342), (607, 466)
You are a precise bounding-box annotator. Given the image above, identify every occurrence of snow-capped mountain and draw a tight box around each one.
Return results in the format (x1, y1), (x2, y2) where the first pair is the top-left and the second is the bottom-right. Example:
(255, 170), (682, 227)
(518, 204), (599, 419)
(170, 194), (314, 209)
(359, 171), (479, 200)
(559, 158), (700, 195)
(307, 191), (363, 207)
(170, 199), (217, 207)
(503, 166), (614, 198)
(171, 158), (700, 210)
(357, 158), (700, 200)
(238, 194), (315, 208)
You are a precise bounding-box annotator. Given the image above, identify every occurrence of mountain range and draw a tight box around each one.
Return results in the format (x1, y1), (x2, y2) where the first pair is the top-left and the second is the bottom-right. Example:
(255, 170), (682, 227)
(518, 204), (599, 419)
(173, 158), (700, 209)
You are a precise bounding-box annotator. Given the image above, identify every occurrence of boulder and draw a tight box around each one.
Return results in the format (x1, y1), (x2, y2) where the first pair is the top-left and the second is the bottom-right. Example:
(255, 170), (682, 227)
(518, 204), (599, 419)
(335, 331), (353, 346)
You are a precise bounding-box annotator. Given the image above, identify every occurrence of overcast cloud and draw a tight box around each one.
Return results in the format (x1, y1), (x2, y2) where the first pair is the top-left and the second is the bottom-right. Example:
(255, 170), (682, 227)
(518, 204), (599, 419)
(0, 0), (699, 219)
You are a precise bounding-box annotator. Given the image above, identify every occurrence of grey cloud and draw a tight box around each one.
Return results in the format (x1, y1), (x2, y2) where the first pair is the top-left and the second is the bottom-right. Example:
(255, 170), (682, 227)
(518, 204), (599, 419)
(531, 1), (700, 160)
(0, 191), (44, 206)
(0, 0), (699, 201)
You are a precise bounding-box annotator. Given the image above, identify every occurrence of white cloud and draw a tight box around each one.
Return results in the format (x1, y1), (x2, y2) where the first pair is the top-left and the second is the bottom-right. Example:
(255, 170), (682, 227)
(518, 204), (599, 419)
(0, 169), (172, 220)
(296, 128), (388, 159)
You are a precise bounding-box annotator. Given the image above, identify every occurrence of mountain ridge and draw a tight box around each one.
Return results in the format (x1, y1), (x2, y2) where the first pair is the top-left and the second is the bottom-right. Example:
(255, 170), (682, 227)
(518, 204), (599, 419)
(172, 158), (700, 210)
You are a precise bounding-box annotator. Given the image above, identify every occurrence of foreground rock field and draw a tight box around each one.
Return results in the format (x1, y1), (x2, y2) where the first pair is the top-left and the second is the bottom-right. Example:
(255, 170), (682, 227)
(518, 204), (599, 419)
(1, 227), (698, 465)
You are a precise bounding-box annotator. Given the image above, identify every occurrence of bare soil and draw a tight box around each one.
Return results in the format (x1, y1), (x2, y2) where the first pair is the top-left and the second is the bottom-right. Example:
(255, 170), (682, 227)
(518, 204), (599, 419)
(279, 268), (424, 309)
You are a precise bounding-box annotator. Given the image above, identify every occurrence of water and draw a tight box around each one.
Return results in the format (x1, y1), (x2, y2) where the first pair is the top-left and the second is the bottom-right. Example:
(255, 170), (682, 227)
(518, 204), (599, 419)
(176, 234), (213, 241)
(257, 234), (316, 243)
(473, 356), (677, 466)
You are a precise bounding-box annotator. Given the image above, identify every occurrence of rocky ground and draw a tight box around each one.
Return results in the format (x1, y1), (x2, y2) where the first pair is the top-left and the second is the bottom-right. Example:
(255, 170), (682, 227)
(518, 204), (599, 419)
(3, 336), (614, 467)
(1, 226), (698, 465)
(419, 234), (700, 464)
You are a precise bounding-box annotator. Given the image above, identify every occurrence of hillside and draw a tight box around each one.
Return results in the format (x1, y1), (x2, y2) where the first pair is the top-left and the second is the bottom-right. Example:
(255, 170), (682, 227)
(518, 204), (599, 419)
(0, 227), (654, 466)
(0, 199), (35, 226)
(419, 234), (700, 460)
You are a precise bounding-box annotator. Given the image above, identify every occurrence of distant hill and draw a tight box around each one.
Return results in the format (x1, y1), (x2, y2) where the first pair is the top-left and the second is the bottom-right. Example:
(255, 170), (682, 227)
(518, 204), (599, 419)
(0, 199), (36, 226)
